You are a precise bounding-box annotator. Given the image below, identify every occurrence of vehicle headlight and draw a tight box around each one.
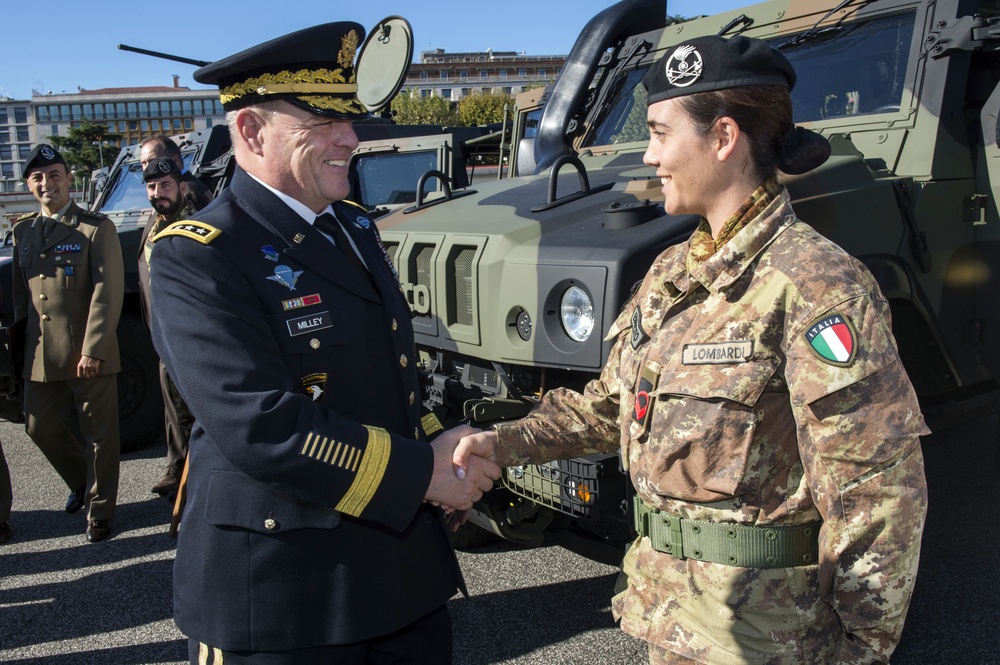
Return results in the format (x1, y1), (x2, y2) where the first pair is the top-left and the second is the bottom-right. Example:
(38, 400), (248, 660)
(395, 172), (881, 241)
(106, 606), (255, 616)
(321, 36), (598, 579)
(560, 285), (594, 342)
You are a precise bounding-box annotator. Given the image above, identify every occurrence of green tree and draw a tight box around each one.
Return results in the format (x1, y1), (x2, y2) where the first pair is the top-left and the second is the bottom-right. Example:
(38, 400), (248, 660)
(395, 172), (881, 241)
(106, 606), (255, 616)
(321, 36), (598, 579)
(456, 91), (512, 127)
(390, 92), (458, 126)
(48, 120), (123, 174)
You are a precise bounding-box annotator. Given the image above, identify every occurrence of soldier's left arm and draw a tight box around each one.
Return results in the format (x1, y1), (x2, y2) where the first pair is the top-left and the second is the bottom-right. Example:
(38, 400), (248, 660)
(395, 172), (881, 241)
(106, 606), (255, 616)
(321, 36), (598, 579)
(786, 291), (928, 663)
(82, 216), (125, 362)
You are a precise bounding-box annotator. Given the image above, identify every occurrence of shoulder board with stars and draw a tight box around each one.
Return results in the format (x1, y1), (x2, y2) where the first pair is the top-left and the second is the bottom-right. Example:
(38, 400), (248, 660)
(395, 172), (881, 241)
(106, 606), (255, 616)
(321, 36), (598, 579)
(158, 220), (221, 244)
(11, 212), (35, 225)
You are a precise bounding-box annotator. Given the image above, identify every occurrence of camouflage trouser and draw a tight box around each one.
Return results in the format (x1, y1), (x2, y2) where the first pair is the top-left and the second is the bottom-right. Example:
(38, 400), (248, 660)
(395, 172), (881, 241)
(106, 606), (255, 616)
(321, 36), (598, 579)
(648, 643), (703, 665)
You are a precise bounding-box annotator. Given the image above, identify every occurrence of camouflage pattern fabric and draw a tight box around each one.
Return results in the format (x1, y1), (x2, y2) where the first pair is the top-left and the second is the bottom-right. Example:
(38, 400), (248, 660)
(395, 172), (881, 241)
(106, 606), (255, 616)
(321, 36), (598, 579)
(494, 189), (928, 664)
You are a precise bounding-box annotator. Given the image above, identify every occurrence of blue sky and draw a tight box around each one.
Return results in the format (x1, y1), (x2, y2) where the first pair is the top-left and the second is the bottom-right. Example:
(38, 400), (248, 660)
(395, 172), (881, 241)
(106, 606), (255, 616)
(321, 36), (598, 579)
(2, 0), (746, 100)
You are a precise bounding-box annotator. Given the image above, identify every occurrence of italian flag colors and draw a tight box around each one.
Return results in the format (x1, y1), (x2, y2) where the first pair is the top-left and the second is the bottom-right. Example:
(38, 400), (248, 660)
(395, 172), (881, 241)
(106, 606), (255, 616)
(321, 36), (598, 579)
(805, 314), (856, 365)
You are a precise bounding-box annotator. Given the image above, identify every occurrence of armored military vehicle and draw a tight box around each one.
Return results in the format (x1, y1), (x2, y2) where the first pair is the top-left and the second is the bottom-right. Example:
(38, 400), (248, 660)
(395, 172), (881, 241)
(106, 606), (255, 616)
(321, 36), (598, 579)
(375, 0), (1000, 563)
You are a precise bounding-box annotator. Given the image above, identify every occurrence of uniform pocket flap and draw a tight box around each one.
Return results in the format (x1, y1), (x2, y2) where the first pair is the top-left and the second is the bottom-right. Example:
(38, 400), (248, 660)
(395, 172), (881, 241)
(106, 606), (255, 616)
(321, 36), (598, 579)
(650, 358), (778, 407)
(204, 470), (342, 533)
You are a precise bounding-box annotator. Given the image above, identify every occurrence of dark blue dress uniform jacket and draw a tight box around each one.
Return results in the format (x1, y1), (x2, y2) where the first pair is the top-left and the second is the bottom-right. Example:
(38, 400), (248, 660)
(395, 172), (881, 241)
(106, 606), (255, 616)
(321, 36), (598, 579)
(148, 167), (462, 651)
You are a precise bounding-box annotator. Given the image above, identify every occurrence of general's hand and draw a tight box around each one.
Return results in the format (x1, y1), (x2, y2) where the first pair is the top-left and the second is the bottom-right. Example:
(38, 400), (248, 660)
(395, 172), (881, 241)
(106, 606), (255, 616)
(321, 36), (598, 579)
(77, 355), (101, 379)
(454, 430), (498, 478)
(424, 425), (500, 510)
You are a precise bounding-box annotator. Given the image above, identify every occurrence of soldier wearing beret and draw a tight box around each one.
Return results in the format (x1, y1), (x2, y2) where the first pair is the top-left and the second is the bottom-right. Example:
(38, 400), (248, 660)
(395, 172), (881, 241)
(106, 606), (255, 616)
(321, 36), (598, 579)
(137, 158), (196, 497)
(12, 144), (125, 543)
(457, 36), (928, 663)
(147, 21), (500, 663)
(139, 135), (215, 212)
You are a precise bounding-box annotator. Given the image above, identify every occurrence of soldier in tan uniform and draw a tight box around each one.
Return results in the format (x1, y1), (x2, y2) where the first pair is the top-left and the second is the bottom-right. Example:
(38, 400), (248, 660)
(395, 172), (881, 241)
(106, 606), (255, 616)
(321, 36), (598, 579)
(136, 158), (196, 497)
(457, 36), (928, 664)
(12, 144), (125, 543)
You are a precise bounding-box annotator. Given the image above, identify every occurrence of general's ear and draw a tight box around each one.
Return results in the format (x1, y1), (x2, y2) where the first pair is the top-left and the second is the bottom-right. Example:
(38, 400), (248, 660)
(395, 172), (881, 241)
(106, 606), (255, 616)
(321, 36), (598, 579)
(235, 109), (266, 156)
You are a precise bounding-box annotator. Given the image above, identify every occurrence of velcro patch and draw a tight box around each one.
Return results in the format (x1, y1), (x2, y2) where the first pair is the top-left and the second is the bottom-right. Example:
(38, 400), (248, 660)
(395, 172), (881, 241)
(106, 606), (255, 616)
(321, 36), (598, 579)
(632, 365), (659, 429)
(681, 340), (753, 365)
(805, 313), (857, 366)
(158, 220), (221, 244)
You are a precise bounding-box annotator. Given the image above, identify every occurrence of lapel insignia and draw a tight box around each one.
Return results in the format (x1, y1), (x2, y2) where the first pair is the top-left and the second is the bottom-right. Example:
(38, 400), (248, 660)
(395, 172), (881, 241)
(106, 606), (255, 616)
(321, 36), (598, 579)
(293, 233), (306, 244)
(302, 373), (328, 401)
(261, 245), (279, 261)
(630, 306), (650, 350)
(805, 313), (857, 366)
(353, 215), (371, 230)
(282, 293), (322, 311)
(267, 265), (304, 291)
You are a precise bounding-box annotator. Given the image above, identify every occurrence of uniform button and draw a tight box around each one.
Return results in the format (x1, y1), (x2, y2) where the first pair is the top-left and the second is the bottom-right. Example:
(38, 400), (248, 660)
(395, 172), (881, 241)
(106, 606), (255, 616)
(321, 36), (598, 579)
(39, 253), (46, 259)
(39, 294), (48, 300)
(392, 319), (398, 331)
(264, 518), (278, 530)
(41, 315), (51, 321)
(399, 354), (408, 368)
(40, 275), (46, 280)
(310, 338), (320, 349)
(409, 391), (415, 405)
(414, 427), (420, 438)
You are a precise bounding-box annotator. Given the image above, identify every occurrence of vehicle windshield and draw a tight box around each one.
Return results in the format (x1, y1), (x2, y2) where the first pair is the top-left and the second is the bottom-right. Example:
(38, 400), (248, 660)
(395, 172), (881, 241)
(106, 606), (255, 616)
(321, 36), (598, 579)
(583, 10), (916, 148)
(352, 151), (438, 207)
(98, 152), (197, 213)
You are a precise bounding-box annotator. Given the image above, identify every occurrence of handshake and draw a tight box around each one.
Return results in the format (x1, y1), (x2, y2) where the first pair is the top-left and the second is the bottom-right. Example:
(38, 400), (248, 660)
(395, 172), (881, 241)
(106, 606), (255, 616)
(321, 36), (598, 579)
(424, 425), (501, 513)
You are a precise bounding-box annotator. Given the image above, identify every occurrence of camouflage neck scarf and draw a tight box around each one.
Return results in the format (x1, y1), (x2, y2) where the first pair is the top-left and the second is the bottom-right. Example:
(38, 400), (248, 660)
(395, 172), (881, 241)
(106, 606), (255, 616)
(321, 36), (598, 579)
(686, 178), (782, 270)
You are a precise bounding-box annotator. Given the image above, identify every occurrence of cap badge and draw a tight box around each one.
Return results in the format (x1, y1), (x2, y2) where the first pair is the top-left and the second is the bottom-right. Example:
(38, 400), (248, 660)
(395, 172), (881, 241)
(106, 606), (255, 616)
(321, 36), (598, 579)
(157, 161), (171, 173)
(41, 146), (56, 161)
(665, 45), (703, 88)
(338, 29), (359, 69)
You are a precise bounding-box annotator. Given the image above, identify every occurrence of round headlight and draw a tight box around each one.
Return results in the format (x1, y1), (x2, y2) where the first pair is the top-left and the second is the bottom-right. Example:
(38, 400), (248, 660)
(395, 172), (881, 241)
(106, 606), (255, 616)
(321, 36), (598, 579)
(560, 286), (594, 342)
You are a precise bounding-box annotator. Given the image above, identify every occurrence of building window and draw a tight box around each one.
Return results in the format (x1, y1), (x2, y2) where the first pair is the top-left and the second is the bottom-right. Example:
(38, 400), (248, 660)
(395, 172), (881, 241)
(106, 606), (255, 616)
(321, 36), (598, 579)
(60, 105), (71, 120)
(184, 118), (193, 130)
(1, 164), (14, 179)
(0, 130), (7, 143)
(14, 108), (27, 123)
(206, 117), (214, 128)
(51, 124), (59, 136)
(182, 100), (192, 115)
(500, 69), (508, 79)
(0, 146), (11, 159)
(116, 103), (126, 118)
(152, 119), (160, 131)
(173, 119), (182, 130)
(420, 70), (428, 79)
(149, 101), (159, 116)
(16, 127), (28, 142)
(127, 102), (137, 117)
(118, 121), (126, 132)
(460, 70), (469, 79)
(129, 121), (138, 131)
(18, 145), (31, 160)
(539, 69), (546, 77)
(442, 88), (452, 99)
(439, 69), (447, 79)
(141, 120), (149, 131)
(480, 70), (488, 80)
(171, 101), (181, 115)
(519, 68), (527, 77)
(0, 108), (7, 123)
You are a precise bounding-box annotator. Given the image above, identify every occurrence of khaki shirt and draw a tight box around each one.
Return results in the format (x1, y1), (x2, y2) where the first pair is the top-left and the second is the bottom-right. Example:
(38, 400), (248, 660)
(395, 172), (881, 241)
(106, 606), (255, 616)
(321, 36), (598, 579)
(496, 190), (928, 664)
(12, 202), (124, 381)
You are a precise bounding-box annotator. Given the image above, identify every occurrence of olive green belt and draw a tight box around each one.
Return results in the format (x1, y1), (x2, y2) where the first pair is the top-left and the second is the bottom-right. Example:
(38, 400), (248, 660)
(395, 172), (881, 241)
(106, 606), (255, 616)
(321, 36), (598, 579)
(633, 496), (820, 569)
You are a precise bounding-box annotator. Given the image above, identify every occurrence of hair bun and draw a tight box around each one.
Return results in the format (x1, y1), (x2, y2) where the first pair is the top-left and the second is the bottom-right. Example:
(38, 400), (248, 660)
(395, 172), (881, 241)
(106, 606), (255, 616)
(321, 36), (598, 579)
(776, 126), (831, 175)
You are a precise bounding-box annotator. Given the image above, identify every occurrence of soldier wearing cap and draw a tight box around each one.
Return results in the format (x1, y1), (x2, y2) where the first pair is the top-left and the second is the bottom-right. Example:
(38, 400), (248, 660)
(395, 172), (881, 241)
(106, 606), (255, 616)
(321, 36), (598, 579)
(457, 35), (928, 664)
(137, 157), (196, 497)
(12, 143), (124, 543)
(138, 135), (215, 212)
(146, 21), (500, 663)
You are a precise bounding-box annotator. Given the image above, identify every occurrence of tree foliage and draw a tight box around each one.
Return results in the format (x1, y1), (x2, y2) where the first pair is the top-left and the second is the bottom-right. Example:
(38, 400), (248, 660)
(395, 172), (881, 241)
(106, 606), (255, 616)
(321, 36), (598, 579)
(48, 120), (123, 174)
(456, 91), (512, 127)
(390, 92), (458, 126)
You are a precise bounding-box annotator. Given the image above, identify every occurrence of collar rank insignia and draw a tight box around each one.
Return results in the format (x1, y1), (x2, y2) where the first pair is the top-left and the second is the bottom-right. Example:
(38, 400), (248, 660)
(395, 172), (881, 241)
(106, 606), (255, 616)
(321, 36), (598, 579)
(805, 313), (857, 366)
(630, 306), (650, 350)
(302, 373), (328, 402)
(267, 265), (304, 291)
(261, 245), (279, 261)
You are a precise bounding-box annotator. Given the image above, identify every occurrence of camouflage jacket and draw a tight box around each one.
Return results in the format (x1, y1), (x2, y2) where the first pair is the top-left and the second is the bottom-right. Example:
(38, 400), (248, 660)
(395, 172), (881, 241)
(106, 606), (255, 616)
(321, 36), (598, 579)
(495, 190), (928, 664)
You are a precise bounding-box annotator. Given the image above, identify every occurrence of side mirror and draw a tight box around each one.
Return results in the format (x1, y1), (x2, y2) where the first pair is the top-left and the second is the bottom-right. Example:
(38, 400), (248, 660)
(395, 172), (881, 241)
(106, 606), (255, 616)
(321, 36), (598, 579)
(356, 16), (414, 113)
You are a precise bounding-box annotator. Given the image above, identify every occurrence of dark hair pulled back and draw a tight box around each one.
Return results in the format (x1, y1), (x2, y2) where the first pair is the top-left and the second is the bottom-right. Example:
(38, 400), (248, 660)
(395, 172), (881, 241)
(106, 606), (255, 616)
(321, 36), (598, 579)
(677, 85), (830, 180)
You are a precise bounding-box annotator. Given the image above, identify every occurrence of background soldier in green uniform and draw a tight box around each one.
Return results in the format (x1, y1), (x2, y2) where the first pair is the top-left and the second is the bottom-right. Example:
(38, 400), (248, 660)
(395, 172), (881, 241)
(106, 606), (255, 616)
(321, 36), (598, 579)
(137, 157), (196, 496)
(12, 144), (125, 543)
(457, 36), (928, 664)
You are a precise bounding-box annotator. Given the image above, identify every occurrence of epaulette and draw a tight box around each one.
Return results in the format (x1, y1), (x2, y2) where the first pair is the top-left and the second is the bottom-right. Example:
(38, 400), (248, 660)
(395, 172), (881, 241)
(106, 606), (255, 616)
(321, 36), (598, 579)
(77, 209), (109, 223)
(157, 220), (221, 245)
(10, 212), (35, 225)
(341, 199), (368, 212)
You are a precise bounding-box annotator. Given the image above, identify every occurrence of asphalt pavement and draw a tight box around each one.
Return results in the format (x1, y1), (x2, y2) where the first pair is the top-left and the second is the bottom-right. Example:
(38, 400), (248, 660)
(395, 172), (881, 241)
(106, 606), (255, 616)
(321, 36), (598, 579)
(0, 414), (998, 664)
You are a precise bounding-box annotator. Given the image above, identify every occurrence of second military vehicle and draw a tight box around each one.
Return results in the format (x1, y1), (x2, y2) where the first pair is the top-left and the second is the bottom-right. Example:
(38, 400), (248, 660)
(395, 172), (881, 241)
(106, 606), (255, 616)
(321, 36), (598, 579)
(375, 0), (1000, 563)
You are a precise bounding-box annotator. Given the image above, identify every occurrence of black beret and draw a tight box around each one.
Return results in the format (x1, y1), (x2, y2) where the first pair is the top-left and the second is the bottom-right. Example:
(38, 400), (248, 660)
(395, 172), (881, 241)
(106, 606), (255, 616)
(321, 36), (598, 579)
(643, 35), (795, 105)
(143, 157), (182, 182)
(23, 143), (67, 176)
(194, 22), (369, 120)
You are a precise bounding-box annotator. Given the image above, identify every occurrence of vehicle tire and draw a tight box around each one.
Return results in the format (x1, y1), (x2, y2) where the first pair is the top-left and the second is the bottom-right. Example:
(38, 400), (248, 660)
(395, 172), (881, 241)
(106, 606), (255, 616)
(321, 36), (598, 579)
(449, 521), (501, 550)
(116, 311), (163, 452)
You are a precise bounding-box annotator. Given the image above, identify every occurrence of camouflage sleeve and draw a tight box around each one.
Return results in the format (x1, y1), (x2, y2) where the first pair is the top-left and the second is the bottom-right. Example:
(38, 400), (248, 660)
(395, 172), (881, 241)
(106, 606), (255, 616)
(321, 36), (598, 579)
(787, 292), (928, 662)
(494, 334), (626, 467)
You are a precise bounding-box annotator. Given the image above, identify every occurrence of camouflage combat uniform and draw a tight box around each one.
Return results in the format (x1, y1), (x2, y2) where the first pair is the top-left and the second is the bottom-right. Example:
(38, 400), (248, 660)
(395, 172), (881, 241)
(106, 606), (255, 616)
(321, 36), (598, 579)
(495, 184), (928, 664)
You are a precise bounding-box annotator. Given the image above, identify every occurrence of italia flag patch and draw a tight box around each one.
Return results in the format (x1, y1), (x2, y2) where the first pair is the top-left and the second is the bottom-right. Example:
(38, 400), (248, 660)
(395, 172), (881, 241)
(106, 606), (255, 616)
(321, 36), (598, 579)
(805, 314), (857, 366)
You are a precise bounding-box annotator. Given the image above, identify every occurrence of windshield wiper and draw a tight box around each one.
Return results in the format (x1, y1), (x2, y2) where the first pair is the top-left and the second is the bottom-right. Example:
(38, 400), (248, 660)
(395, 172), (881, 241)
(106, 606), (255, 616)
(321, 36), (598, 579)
(777, 0), (877, 50)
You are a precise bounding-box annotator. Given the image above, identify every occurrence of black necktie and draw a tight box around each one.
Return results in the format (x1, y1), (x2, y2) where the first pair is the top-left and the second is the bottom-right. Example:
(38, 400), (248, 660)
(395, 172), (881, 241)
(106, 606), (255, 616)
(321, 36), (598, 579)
(314, 213), (370, 278)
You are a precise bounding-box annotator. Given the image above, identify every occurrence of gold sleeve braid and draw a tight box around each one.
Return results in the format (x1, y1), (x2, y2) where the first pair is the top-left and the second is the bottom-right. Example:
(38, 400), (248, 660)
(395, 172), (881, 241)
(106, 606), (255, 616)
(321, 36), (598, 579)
(335, 426), (391, 516)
